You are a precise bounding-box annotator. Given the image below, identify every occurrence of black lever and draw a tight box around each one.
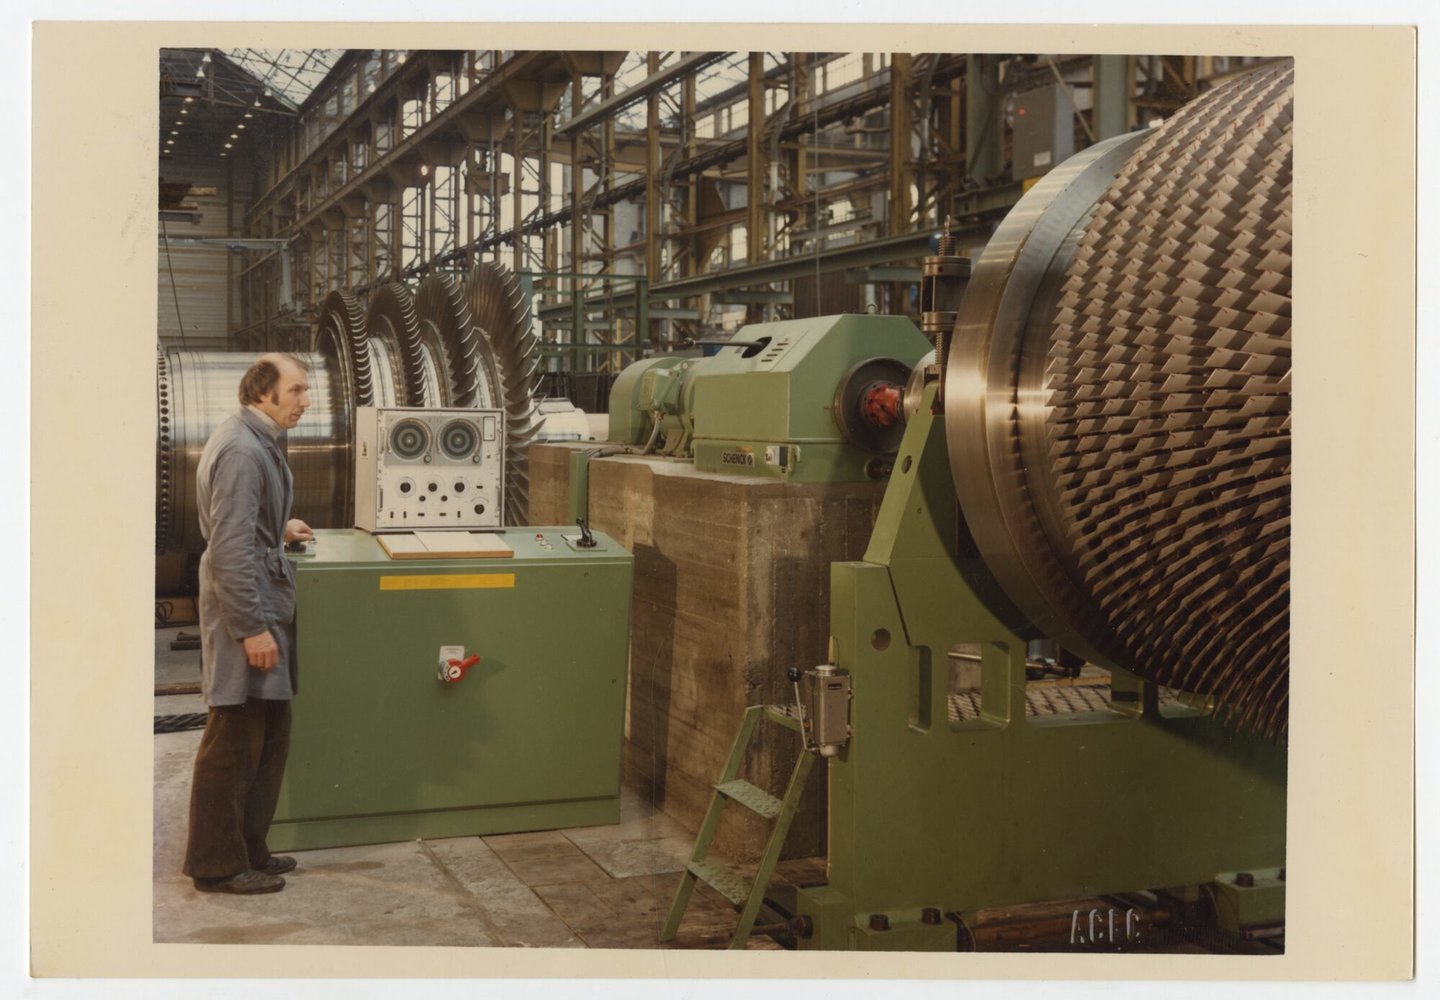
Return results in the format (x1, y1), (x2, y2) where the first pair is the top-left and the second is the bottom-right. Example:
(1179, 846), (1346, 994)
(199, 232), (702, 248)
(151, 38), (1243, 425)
(575, 517), (597, 548)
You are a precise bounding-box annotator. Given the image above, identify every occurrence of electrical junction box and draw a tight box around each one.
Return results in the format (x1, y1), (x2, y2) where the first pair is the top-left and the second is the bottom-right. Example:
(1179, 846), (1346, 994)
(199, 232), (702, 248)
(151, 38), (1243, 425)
(355, 406), (504, 532)
(1013, 81), (1075, 180)
(269, 527), (634, 850)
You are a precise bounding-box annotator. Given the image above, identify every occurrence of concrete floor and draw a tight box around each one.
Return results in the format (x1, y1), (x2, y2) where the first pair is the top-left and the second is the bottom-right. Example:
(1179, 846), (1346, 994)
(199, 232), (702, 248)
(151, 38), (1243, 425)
(153, 626), (787, 949)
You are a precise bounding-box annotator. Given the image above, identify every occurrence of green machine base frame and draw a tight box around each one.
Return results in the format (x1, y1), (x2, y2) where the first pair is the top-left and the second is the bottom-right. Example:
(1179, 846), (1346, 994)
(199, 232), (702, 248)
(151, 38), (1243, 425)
(791, 387), (1287, 950)
(269, 527), (633, 852)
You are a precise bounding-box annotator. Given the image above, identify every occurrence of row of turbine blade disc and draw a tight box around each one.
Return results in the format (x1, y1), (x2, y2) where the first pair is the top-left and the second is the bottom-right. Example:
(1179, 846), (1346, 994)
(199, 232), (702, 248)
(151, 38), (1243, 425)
(313, 263), (543, 527)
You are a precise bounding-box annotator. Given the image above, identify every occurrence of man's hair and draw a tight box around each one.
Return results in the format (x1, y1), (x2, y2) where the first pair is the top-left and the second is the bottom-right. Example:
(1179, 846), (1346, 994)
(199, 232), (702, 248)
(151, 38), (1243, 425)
(238, 353), (308, 406)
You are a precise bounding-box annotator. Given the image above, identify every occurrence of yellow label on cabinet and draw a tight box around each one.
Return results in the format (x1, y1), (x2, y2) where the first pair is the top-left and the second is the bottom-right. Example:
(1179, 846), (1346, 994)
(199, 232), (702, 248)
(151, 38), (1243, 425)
(378, 573), (516, 591)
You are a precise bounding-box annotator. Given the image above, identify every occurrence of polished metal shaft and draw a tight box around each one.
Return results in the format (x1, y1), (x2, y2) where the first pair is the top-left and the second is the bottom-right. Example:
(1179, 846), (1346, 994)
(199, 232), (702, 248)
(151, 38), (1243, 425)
(157, 349), (347, 554)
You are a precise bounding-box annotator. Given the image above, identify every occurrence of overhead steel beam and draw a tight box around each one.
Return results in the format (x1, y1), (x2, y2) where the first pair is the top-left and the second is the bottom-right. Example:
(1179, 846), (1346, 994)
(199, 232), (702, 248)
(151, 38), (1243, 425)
(532, 223), (966, 315)
(538, 303), (700, 324)
(790, 213), (875, 243)
(431, 59), (969, 269)
(846, 266), (921, 284)
(713, 290), (793, 304)
(627, 306), (698, 320)
(648, 229), (940, 301)
(257, 51), (565, 233)
(554, 51), (730, 138)
(159, 236), (292, 249)
(688, 56), (791, 117)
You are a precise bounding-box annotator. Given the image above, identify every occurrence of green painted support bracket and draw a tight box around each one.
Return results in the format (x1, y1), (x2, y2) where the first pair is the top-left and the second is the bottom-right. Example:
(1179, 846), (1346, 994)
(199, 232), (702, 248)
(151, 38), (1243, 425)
(793, 384), (1287, 950)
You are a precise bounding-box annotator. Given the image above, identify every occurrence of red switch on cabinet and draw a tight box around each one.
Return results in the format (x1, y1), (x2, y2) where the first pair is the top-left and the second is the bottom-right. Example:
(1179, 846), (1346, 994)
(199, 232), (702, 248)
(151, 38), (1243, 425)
(440, 653), (482, 683)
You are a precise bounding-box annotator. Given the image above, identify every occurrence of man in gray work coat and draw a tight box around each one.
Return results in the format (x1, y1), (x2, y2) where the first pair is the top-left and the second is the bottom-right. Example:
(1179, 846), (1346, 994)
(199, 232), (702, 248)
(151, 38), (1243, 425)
(183, 353), (313, 894)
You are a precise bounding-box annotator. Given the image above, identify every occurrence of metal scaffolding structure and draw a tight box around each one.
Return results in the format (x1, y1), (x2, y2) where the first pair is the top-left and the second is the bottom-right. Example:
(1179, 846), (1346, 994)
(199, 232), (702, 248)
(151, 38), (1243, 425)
(183, 50), (1257, 370)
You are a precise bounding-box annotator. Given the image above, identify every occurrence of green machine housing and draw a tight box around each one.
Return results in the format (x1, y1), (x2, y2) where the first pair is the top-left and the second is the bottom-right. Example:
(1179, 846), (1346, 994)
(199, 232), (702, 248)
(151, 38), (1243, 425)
(269, 527), (633, 850)
(782, 387), (1288, 950)
(607, 314), (931, 482)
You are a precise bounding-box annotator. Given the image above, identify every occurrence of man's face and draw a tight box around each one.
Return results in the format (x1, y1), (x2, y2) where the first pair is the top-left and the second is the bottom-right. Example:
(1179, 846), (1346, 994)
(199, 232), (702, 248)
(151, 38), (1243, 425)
(256, 360), (310, 430)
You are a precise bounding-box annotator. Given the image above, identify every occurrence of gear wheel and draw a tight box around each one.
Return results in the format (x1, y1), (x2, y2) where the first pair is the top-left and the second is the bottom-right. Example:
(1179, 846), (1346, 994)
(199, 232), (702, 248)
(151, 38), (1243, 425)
(464, 262), (544, 526)
(367, 283), (430, 407)
(416, 273), (485, 408)
(314, 290), (370, 406)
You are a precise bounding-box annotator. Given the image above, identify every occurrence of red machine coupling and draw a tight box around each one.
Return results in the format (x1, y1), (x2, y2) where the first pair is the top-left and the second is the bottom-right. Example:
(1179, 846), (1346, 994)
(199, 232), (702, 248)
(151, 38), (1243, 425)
(859, 381), (904, 429)
(442, 653), (482, 682)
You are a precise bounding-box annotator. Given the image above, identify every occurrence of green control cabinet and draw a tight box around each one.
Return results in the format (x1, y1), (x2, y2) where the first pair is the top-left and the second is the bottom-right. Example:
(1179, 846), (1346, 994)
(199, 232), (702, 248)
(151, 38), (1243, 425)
(269, 527), (634, 851)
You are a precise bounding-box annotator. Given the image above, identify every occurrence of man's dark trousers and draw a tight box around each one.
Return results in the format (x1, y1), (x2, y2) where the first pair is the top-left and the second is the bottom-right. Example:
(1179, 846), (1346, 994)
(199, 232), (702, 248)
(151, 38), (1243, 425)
(182, 697), (292, 879)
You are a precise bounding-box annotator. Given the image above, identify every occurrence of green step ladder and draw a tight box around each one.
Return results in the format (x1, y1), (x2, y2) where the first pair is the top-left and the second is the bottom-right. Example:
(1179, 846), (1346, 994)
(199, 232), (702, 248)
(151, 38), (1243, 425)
(660, 704), (815, 949)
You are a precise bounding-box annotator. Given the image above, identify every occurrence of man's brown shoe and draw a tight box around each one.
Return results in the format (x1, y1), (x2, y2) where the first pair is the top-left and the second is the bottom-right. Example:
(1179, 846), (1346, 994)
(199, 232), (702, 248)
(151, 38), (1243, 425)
(193, 869), (285, 894)
(257, 855), (297, 876)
